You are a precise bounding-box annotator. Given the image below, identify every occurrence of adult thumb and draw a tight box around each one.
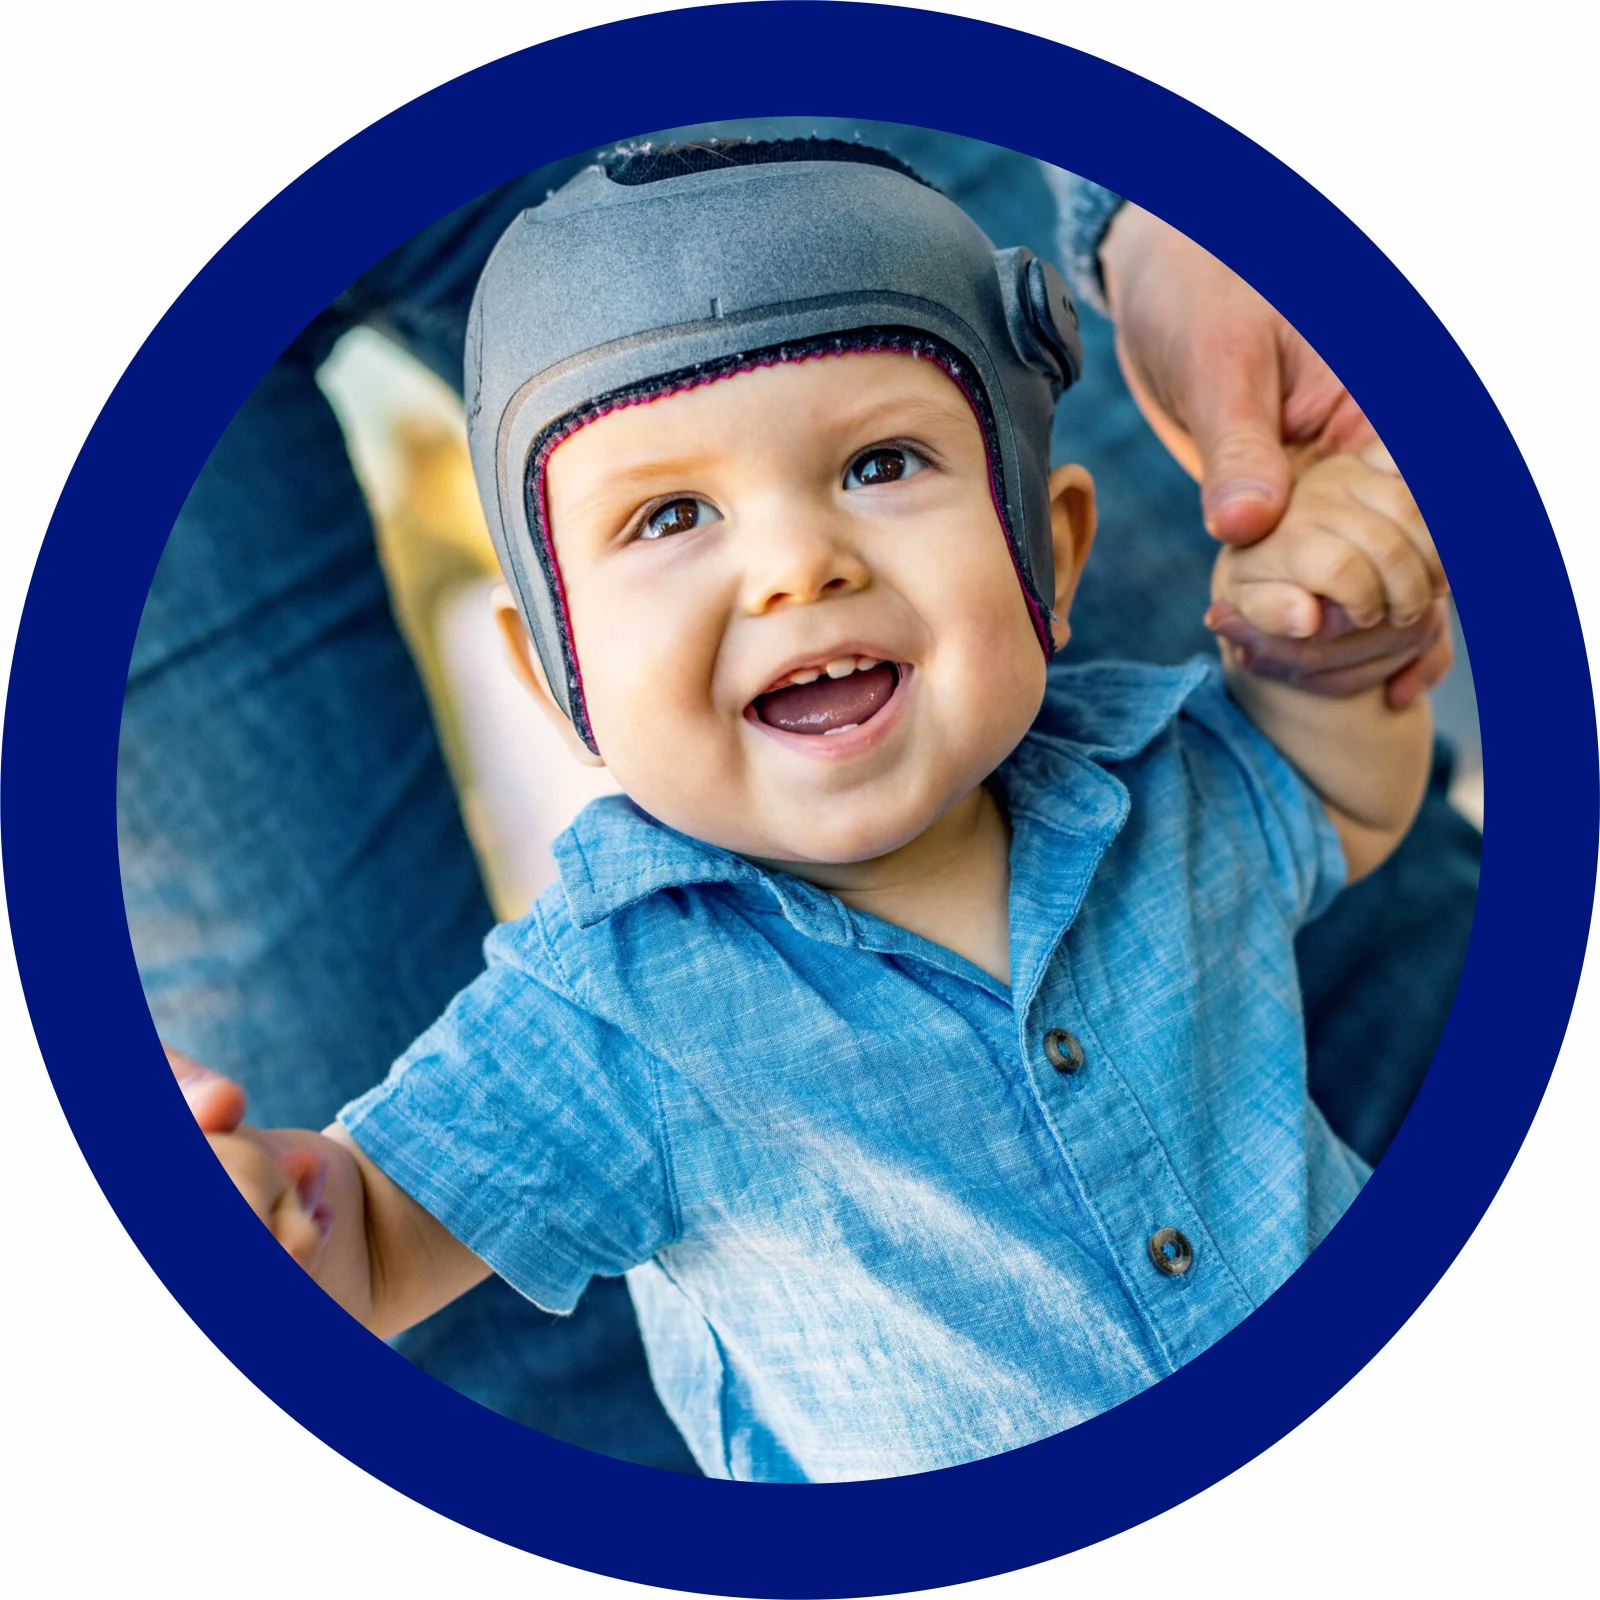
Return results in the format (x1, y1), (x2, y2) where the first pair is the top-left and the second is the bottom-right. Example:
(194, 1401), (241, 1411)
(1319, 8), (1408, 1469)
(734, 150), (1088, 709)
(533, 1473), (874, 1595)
(1188, 334), (1293, 544)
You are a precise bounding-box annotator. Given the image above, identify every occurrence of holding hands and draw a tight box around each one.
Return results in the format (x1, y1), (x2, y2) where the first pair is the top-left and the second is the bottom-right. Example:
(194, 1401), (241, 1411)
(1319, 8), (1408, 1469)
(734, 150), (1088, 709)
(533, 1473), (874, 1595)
(1099, 203), (1452, 706)
(1204, 441), (1441, 884)
(1208, 442), (1449, 703)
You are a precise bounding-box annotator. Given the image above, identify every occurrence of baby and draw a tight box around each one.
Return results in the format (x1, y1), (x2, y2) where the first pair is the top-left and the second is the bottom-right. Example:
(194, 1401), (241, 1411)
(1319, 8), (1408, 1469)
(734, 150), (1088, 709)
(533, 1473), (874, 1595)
(182, 141), (1442, 1482)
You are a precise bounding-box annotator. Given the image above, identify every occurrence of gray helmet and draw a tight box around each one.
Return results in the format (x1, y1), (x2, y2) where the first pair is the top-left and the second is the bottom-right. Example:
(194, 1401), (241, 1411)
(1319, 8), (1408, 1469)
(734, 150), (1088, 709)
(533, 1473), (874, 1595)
(465, 139), (1083, 752)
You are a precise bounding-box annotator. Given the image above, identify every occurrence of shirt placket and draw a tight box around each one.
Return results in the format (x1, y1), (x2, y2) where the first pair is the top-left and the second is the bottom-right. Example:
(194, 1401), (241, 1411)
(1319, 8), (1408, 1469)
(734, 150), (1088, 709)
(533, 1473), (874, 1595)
(1000, 735), (1261, 1374)
(1015, 959), (1258, 1371)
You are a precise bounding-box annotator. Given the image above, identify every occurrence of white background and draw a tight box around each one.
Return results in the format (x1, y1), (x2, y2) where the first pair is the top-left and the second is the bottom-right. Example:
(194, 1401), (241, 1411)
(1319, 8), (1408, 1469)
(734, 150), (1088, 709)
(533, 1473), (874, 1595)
(3, 2), (1594, 1594)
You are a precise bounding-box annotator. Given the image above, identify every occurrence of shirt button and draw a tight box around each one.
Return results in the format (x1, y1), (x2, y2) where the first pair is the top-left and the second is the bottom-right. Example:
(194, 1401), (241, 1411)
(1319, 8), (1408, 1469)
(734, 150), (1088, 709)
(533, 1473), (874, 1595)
(1148, 1227), (1194, 1277)
(1043, 1027), (1085, 1074)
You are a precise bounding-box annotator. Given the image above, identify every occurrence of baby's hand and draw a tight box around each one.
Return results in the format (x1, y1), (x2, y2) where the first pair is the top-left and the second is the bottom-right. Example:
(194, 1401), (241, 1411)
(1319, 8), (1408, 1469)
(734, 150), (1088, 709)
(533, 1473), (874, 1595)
(169, 1047), (472, 1333)
(170, 1046), (332, 1268)
(1209, 443), (1447, 685)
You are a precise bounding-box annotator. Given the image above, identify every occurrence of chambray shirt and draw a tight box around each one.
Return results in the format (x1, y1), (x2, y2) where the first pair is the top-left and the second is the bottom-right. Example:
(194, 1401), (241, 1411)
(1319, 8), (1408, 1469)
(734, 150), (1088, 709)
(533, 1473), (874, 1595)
(341, 658), (1368, 1482)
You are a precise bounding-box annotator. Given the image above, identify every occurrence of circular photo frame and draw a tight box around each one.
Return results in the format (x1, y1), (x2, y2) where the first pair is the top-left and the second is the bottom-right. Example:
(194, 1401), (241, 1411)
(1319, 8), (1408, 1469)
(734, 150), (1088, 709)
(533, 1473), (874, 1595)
(6, 5), (1591, 1595)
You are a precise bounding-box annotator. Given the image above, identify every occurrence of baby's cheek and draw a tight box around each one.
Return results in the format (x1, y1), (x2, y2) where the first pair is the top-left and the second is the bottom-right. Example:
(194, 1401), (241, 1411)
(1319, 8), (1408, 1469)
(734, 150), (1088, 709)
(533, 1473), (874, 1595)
(941, 565), (1046, 680)
(941, 607), (1049, 770)
(584, 655), (750, 833)
(567, 580), (694, 731)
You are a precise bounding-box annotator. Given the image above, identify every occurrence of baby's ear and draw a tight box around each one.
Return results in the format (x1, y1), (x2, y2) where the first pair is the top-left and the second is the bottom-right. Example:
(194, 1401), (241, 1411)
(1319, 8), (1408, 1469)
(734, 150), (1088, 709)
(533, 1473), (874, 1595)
(1046, 464), (1097, 649)
(490, 584), (607, 768)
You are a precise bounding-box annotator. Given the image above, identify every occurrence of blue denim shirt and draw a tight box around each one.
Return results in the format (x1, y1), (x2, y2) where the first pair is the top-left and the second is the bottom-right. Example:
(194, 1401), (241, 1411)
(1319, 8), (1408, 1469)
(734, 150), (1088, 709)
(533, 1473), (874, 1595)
(341, 659), (1367, 1481)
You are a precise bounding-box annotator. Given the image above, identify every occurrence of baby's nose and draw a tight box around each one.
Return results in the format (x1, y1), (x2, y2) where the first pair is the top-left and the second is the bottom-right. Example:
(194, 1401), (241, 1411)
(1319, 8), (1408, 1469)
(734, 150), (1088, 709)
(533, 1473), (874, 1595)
(743, 517), (870, 615)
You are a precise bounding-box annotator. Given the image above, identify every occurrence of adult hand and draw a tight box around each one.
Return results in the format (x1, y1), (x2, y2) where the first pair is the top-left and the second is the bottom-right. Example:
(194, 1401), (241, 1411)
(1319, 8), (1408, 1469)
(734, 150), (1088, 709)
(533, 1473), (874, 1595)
(1098, 203), (1452, 702)
(1205, 598), (1450, 711)
(1100, 203), (1376, 543)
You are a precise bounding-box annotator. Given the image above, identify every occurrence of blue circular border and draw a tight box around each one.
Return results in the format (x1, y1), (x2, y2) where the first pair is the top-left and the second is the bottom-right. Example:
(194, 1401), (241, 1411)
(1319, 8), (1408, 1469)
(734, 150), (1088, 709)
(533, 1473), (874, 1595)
(6, 5), (1591, 1594)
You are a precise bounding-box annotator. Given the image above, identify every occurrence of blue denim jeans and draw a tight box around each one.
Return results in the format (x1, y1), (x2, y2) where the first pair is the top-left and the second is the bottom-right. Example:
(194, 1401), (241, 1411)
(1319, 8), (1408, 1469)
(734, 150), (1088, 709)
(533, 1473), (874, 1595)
(118, 121), (1478, 1471)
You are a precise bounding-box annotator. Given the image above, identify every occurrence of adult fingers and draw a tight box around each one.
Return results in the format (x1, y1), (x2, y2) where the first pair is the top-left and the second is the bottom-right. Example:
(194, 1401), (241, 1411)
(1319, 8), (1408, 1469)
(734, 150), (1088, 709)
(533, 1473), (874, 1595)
(1210, 597), (1418, 664)
(1387, 611), (1455, 708)
(167, 1045), (247, 1134)
(1185, 326), (1294, 544)
(1207, 599), (1443, 694)
(1277, 328), (1376, 456)
(1289, 380), (1377, 458)
(1414, 611), (1456, 691)
(1237, 641), (1429, 697)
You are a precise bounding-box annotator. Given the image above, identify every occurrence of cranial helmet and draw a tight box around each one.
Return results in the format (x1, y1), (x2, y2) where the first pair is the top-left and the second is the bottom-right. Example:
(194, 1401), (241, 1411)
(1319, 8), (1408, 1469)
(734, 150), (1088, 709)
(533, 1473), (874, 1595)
(465, 139), (1084, 753)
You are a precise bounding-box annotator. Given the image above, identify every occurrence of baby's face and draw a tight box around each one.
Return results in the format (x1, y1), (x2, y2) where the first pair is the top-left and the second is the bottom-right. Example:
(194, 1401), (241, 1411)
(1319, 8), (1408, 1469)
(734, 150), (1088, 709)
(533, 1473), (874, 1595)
(535, 352), (1087, 864)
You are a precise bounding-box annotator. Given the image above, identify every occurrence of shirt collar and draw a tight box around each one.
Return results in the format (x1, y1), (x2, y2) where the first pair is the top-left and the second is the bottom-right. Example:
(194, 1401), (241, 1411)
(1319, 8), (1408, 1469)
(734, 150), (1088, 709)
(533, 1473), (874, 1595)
(554, 798), (764, 929)
(554, 660), (1216, 960)
(996, 659), (1214, 1008)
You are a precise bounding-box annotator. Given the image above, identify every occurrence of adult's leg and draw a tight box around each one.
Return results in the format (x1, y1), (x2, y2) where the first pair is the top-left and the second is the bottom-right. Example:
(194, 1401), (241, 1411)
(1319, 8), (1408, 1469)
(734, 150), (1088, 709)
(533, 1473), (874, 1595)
(118, 331), (696, 1470)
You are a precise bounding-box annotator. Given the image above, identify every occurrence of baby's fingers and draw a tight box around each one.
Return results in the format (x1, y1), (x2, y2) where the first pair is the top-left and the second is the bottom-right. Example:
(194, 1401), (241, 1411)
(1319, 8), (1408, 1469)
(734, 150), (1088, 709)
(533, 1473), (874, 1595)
(1327, 505), (1439, 625)
(1222, 512), (1423, 629)
(1220, 525), (1385, 628)
(167, 1045), (246, 1134)
(1344, 459), (1447, 607)
(208, 1134), (329, 1267)
(269, 1163), (332, 1267)
(208, 1133), (290, 1226)
(1218, 580), (1323, 639)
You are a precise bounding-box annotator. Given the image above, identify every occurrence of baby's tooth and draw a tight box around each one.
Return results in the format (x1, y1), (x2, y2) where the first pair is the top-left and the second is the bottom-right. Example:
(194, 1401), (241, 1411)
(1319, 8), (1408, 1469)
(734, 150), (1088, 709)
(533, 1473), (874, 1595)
(825, 658), (856, 679)
(790, 668), (820, 686)
(823, 723), (860, 736)
(856, 656), (880, 673)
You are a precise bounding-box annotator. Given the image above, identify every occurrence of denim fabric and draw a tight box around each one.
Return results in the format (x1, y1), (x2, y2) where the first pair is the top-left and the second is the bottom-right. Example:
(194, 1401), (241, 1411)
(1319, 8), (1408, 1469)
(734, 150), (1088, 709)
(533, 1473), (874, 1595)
(341, 659), (1364, 1483)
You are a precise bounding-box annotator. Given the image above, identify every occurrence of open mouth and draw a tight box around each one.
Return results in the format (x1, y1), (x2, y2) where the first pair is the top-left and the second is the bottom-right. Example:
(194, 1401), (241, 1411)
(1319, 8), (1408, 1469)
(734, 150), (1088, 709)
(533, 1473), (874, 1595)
(751, 656), (903, 737)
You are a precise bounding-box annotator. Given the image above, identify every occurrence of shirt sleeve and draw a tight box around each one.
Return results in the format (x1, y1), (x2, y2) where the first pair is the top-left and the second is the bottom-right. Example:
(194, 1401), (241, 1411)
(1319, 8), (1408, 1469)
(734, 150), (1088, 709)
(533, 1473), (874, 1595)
(338, 914), (678, 1313)
(1176, 667), (1348, 930)
(1039, 166), (1126, 317)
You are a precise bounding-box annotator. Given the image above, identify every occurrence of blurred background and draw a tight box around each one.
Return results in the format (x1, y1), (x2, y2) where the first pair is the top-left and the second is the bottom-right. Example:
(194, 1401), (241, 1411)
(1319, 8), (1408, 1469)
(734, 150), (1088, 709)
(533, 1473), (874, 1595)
(320, 326), (1482, 926)
(320, 328), (621, 919)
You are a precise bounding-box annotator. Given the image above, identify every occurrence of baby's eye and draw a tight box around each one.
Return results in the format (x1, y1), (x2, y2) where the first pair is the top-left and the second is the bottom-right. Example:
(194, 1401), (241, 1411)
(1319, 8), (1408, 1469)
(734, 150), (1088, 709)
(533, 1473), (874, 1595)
(843, 445), (927, 490)
(638, 496), (722, 541)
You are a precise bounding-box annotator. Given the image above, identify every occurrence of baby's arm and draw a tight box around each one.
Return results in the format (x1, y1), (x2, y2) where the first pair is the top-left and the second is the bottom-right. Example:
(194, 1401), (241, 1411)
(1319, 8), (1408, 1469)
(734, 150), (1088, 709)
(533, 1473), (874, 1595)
(172, 1048), (489, 1337)
(1210, 444), (1442, 882)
